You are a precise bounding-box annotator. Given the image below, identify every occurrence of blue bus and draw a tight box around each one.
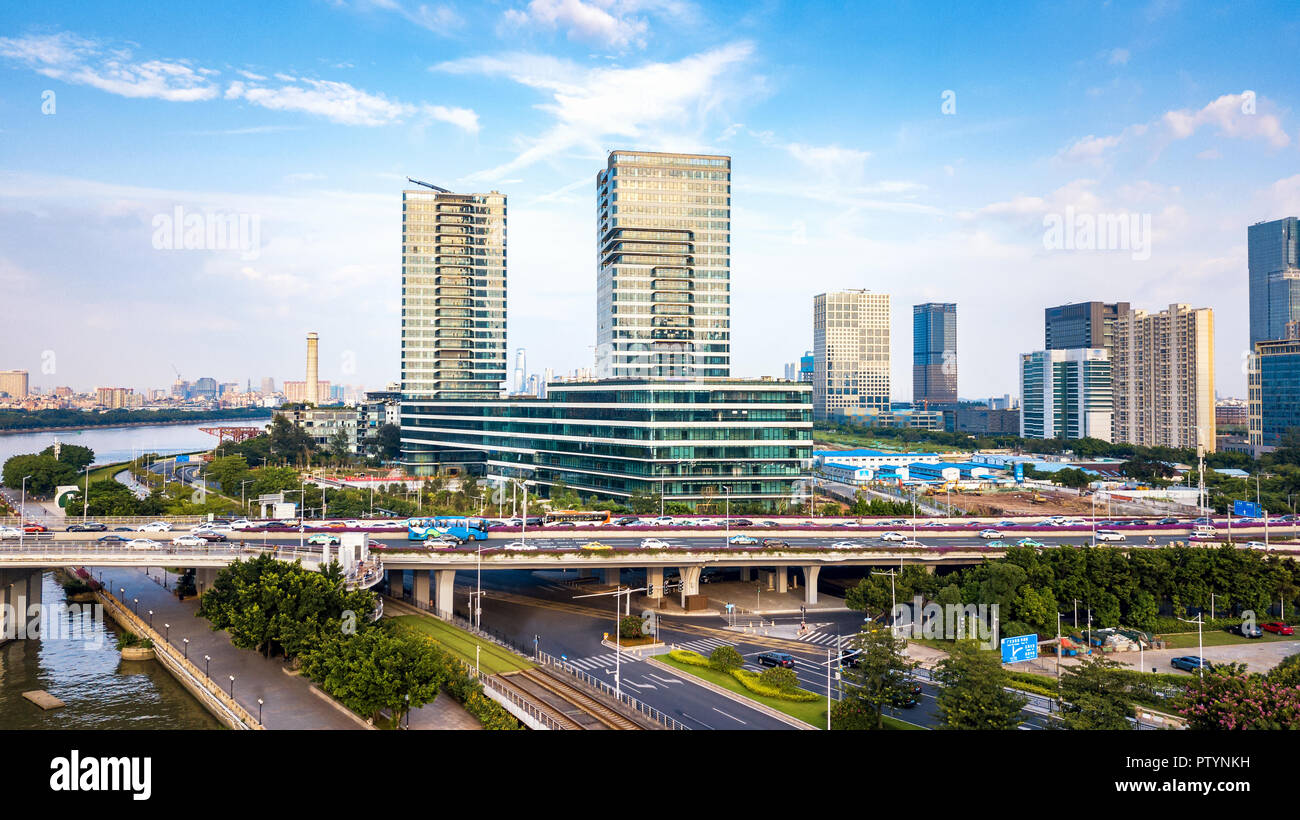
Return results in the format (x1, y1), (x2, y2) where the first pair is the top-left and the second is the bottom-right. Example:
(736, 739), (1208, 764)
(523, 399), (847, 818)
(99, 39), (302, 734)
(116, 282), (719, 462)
(407, 516), (489, 542)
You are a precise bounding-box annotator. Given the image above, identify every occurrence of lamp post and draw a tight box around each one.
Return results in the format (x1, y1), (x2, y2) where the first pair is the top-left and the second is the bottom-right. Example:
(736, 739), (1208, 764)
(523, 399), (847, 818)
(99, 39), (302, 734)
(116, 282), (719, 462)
(82, 464), (91, 522)
(228, 675), (235, 697)
(240, 479), (254, 513)
(147, 609), (153, 627)
(1177, 613), (1205, 678)
(183, 637), (190, 659)
(257, 697), (264, 724)
(20, 475), (30, 548)
(163, 622), (170, 642)
(723, 484), (731, 548)
(204, 654), (211, 678)
(872, 569), (898, 630)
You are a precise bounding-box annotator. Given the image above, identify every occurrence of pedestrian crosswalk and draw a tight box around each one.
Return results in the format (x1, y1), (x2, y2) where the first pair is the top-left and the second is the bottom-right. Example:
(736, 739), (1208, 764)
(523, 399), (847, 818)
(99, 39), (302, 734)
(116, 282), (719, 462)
(796, 630), (844, 646)
(674, 636), (731, 654)
(564, 636), (733, 672)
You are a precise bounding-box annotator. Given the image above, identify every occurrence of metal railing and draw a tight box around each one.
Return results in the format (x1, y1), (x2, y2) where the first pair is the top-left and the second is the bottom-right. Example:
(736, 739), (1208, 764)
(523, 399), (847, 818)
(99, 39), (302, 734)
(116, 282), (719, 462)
(535, 650), (690, 731)
(476, 672), (569, 731)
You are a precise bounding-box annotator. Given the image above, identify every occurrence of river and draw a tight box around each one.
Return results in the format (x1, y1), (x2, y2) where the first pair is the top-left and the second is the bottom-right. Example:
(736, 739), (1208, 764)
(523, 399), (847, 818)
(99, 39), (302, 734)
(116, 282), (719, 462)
(0, 419), (264, 467)
(0, 572), (221, 729)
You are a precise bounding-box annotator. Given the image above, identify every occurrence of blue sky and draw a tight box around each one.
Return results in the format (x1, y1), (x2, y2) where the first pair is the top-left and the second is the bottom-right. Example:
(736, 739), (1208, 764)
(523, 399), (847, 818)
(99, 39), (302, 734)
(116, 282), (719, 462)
(1, 0), (1298, 399)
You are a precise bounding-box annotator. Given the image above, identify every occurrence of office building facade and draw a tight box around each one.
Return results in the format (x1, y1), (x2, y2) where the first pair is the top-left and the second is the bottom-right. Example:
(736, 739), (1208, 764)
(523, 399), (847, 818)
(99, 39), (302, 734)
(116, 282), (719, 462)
(1019, 348), (1112, 441)
(912, 302), (957, 407)
(813, 290), (890, 421)
(0, 370), (28, 398)
(1249, 336), (1300, 451)
(1044, 301), (1129, 358)
(1113, 303), (1216, 451)
(596, 151), (731, 380)
(400, 181), (507, 401)
(1248, 217), (1300, 347)
(401, 379), (812, 510)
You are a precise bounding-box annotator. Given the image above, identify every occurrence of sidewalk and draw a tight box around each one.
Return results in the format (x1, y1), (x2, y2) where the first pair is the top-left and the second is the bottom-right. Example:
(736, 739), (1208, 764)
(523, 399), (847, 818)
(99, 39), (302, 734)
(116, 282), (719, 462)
(87, 565), (361, 730)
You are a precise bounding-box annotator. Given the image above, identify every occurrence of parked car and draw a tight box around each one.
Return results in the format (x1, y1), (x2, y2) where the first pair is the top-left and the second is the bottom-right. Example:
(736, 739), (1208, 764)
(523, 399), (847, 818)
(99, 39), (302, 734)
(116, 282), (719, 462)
(1170, 655), (1213, 673)
(307, 534), (341, 546)
(1262, 622), (1295, 635)
(640, 538), (670, 549)
(879, 531), (907, 542)
(1192, 517), (1214, 525)
(728, 534), (758, 545)
(66, 522), (108, 532)
(979, 529), (1003, 539)
(171, 535), (206, 547)
(96, 534), (128, 543)
(1094, 530), (1126, 542)
(756, 651), (795, 669)
(899, 540), (926, 548)
(761, 539), (789, 548)
(733, 519), (753, 527)
(127, 538), (161, 550)
(1237, 622), (1263, 639)
(649, 516), (674, 526)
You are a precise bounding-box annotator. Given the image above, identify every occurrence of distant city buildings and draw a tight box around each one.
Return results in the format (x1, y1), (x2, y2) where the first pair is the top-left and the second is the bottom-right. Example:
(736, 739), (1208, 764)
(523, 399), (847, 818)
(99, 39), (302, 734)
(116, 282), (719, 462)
(1215, 398), (1249, 427)
(912, 302), (957, 407)
(595, 150), (732, 380)
(1019, 348), (1113, 441)
(284, 380), (332, 404)
(813, 289), (890, 421)
(1113, 303), (1216, 452)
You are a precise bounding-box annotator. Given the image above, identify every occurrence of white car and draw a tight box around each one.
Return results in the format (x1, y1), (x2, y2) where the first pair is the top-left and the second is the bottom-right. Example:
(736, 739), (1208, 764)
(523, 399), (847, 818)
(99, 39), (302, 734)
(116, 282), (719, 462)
(342, 519), (362, 529)
(728, 534), (758, 545)
(172, 535), (206, 547)
(899, 540), (926, 548)
(1060, 518), (1087, 527)
(979, 529), (1003, 539)
(649, 516), (674, 526)
(127, 539), (161, 550)
(425, 538), (460, 548)
(140, 521), (172, 532)
(307, 534), (341, 546)
(640, 538), (671, 549)
(879, 531), (907, 542)
(0, 526), (21, 539)
(502, 540), (536, 551)
(830, 541), (862, 549)
(229, 519), (255, 530)
(1094, 530), (1126, 542)
(1244, 541), (1270, 550)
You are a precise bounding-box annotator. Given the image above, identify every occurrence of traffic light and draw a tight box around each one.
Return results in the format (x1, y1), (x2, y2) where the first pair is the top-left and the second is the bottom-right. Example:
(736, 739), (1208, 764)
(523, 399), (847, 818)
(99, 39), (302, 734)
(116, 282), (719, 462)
(647, 583), (655, 596)
(800, 605), (806, 617)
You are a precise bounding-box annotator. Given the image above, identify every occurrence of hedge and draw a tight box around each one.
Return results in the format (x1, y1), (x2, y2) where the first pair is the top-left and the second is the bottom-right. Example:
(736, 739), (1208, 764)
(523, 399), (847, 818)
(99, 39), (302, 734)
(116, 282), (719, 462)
(730, 669), (820, 702)
(669, 649), (711, 667)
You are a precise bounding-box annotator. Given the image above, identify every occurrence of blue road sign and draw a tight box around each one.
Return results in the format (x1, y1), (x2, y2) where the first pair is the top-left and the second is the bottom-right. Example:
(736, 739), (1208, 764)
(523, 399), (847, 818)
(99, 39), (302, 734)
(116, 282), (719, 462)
(1014, 462), (1024, 483)
(175, 455), (190, 464)
(1001, 633), (1039, 664)
(1233, 500), (1261, 518)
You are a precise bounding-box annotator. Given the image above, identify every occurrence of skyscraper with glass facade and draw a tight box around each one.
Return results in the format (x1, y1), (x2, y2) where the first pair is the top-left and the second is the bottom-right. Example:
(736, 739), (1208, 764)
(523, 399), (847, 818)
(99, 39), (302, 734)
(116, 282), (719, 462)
(1019, 348), (1112, 441)
(912, 302), (957, 407)
(596, 151), (731, 380)
(1248, 217), (1300, 348)
(813, 290), (891, 421)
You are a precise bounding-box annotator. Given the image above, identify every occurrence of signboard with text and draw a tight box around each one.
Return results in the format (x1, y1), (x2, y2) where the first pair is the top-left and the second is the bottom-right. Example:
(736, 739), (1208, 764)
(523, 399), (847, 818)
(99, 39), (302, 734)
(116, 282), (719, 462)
(1001, 633), (1039, 664)
(1233, 501), (1262, 518)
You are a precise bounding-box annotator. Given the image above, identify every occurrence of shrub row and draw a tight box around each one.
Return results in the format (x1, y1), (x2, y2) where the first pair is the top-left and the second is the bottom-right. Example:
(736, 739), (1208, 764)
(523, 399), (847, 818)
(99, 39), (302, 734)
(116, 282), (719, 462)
(668, 649), (710, 667)
(730, 669), (820, 702)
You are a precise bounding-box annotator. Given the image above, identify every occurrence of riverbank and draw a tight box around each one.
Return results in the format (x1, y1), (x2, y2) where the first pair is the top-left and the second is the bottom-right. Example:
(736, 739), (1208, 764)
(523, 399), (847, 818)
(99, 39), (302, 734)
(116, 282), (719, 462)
(0, 416), (270, 436)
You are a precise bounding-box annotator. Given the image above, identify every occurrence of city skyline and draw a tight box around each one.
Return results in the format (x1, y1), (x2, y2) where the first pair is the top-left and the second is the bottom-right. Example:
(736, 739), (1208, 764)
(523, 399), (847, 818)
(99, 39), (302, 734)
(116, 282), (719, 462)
(2, 3), (1299, 398)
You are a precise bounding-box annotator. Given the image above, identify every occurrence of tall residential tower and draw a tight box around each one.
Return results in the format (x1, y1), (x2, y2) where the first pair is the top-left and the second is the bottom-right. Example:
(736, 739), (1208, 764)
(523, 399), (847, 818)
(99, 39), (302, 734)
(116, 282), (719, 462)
(400, 180), (507, 400)
(1112, 303), (1216, 451)
(595, 150), (731, 379)
(813, 290), (891, 421)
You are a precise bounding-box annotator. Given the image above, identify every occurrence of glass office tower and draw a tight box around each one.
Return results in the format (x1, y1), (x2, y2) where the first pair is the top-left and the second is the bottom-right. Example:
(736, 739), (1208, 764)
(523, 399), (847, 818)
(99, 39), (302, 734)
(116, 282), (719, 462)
(1248, 217), (1300, 347)
(912, 302), (957, 407)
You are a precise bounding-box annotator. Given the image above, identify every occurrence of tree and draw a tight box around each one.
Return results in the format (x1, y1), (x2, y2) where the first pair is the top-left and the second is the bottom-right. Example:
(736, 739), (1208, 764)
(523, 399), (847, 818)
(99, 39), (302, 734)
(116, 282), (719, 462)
(3, 453), (79, 496)
(759, 666), (799, 693)
(40, 443), (95, 470)
(709, 645), (744, 672)
(206, 455), (252, 498)
(1270, 653), (1300, 687)
(1179, 663), (1300, 730)
(1058, 654), (1134, 730)
(374, 423), (402, 460)
(618, 615), (644, 640)
(308, 628), (448, 725)
(836, 627), (918, 730)
(933, 640), (1027, 730)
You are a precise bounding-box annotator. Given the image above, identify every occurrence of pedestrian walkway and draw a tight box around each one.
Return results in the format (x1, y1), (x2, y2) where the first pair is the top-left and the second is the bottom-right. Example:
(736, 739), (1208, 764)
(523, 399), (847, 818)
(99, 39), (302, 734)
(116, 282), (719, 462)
(795, 629), (846, 646)
(114, 468), (151, 500)
(87, 566), (362, 730)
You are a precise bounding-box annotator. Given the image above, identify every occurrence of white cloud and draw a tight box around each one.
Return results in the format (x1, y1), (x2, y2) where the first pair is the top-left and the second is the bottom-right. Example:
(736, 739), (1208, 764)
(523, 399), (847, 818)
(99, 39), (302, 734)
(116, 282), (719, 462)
(501, 0), (694, 49)
(434, 41), (757, 180)
(784, 143), (872, 180)
(343, 0), (465, 33)
(0, 32), (218, 102)
(1059, 133), (1122, 163)
(1163, 92), (1291, 148)
(1108, 48), (1130, 65)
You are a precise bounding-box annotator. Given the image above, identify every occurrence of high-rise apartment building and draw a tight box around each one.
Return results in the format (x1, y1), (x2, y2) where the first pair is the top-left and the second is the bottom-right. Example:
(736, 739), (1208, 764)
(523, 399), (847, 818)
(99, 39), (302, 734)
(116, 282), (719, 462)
(1113, 303), (1216, 451)
(95, 387), (133, 410)
(912, 303), (957, 407)
(305, 332), (320, 404)
(400, 180), (507, 400)
(1044, 301), (1129, 358)
(192, 377), (218, 400)
(813, 290), (891, 421)
(1019, 348), (1112, 441)
(0, 370), (29, 398)
(1248, 217), (1300, 347)
(260, 377), (276, 396)
(284, 380), (331, 404)
(595, 151), (731, 380)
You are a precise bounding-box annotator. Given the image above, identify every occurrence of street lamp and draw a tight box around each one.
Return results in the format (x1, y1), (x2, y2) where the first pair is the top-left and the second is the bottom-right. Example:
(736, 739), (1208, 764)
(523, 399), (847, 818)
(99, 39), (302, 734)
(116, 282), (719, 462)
(163, 622), (170, 642)
(147, 609), (153, 627)
(82, 464), (91, 523)
(132, 597), (139, 615)
(19, 475), (31, 548)
(183, 637), (190, 659)
(204, 654), (211, 678)
(1177, 613), (1206, 678)
(240, 479), (255, 513)
(228, 675), (235, 697)
(257, 697), (264, 724)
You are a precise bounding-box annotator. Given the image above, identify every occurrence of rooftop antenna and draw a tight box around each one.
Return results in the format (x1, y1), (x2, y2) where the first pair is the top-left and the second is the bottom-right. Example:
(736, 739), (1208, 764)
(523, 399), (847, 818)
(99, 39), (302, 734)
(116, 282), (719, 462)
(407, 177), (452, 193)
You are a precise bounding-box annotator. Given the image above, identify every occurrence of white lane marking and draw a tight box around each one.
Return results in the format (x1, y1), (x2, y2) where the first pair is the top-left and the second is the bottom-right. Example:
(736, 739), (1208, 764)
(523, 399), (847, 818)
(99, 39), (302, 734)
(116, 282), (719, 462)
(712, 707), (746, 725)
(647, 673), (683, 685)
(680, 712), (714, 730)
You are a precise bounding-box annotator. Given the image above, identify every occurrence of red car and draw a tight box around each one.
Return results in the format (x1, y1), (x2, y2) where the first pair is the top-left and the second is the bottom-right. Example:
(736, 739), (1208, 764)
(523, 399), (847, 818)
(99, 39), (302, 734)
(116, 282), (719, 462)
(1261, 622), (1295, 636)
(23, 522), (48, 533)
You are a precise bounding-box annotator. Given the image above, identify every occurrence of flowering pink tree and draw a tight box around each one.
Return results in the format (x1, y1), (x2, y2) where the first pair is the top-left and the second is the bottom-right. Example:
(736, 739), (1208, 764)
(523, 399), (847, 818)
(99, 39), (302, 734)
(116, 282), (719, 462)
(1179, 663), (1300, 730)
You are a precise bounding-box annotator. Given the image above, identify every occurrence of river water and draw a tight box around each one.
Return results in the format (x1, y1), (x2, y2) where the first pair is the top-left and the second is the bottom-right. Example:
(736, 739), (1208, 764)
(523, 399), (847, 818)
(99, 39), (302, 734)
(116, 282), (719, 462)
(0, 572), (220, 729)
(0, 418), (265, 467)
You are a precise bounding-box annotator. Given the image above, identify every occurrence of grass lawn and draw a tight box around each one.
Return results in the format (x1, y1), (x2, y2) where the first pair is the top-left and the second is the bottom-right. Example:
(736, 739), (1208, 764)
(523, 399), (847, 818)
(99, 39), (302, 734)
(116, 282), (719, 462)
(658, 654), (828, 727)
(85, 460), (134, 484)
(1158, 630), (1295, 649)
(389, 615), (533, 676)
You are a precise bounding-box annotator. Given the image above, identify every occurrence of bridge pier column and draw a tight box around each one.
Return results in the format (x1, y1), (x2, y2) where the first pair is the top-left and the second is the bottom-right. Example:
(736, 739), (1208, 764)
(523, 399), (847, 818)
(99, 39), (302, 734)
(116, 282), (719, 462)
(802, 565), (820, 605)
(603, 568), (620, 587)
(0, 575), (8, 640)
(387, 569), (405, 598)
(678, 567), (702, 605)
(26, 570), (42, 610)
(195, 568), (218, 596)
(413, 571), (430, 609)
(433, 570), (455, 619)
(775, 568), (788, 595)
(645, 567), (663, 599)
(578, 568), (595, 579)
(738, 566), (752, 582)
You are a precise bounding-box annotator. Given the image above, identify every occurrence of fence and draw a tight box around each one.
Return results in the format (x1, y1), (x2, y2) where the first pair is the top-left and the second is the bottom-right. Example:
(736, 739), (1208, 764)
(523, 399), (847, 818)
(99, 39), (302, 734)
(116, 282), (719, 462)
(1, 515), (208, 527)
(476, 673), (569, 731)
(535, 650), (690, 731)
